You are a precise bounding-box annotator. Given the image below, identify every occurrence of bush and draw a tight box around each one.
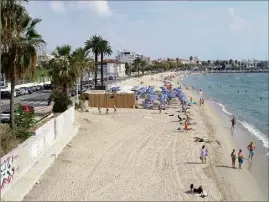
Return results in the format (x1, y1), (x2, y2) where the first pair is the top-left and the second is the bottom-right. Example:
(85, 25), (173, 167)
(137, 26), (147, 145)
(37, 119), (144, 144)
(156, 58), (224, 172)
(75, 94), (87, 112)
(14, 105), (36, 138)
(79, 94), (88, 101)
(52, 91), (72, 113)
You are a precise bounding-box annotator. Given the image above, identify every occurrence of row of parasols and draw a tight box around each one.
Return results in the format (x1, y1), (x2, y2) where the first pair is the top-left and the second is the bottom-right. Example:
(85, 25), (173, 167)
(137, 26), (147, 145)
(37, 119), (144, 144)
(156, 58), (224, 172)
(110, 84), (188, 109)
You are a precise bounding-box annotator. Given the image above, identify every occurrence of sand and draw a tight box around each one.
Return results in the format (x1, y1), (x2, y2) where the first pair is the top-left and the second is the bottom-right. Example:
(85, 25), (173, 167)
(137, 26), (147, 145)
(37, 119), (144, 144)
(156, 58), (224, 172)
(23, 72), (267, 201)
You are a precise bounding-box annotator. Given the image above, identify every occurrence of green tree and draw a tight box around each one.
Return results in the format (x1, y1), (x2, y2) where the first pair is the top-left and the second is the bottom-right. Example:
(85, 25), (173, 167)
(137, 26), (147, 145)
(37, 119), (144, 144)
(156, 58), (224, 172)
(99, 39), (112, 85)
(133, 57), (142, 77)
(72, 47), (91, 93)
(125, 62), (131, 76)
(50, 45), (75, 94)
(1, 0), (45, 129)
(140, 60), (147, 75)
(85, 35), (102, 86)
(207, 60), (211, 65)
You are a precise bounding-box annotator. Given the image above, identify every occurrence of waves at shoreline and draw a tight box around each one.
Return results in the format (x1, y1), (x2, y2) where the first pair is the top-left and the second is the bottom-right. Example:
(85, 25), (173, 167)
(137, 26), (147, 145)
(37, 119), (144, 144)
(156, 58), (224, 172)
(215, 101), (269, 151)
(182, 72), (269, 153)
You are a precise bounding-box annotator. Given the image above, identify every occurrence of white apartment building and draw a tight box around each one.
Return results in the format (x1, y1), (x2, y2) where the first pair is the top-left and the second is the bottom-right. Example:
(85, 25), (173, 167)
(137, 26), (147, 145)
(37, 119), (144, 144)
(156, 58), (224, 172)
(98, 59), (126, 78)
(116, 50), (151, 65)
(37, 54), (55, 66)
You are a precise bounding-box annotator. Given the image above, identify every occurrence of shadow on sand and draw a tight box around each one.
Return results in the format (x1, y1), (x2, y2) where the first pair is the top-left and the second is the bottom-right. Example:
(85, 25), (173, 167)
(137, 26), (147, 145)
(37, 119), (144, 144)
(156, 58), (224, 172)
(184, 162), (203, 165)
(215, 165), (235, 169)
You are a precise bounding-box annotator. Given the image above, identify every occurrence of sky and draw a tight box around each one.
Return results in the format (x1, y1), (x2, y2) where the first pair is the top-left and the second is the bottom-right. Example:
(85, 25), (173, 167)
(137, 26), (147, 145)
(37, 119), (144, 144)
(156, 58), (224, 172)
(25, 1), (268, 60)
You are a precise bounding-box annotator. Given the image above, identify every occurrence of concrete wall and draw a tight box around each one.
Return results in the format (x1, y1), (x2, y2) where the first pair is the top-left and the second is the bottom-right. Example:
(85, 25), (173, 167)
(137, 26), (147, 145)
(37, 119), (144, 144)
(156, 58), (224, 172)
(0, 106), (75, 198)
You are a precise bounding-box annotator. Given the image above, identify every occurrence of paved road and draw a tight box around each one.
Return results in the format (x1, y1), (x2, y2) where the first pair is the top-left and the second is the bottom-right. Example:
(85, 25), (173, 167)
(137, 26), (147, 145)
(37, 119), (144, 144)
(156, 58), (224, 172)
(1, 90), (52, 117)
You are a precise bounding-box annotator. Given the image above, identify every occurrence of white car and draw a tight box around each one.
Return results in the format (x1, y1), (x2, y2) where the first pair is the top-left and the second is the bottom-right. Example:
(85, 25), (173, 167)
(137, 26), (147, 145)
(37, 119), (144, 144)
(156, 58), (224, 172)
(0, 110), (10, 123)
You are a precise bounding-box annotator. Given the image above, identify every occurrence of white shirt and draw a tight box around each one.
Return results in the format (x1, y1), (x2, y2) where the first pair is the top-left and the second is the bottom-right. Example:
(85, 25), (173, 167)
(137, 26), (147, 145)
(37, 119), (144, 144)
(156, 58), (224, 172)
(200, 91), (203, 98)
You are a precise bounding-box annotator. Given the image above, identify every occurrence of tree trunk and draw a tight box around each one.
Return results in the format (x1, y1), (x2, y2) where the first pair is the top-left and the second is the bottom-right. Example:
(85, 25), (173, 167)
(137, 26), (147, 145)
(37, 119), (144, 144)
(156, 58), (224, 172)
(80, 72), (83, 95)
(94, 52), (98, 87)
(100, 52), (104, 86)
(10, 59), (16, 129)
(62, 83), (68, 95)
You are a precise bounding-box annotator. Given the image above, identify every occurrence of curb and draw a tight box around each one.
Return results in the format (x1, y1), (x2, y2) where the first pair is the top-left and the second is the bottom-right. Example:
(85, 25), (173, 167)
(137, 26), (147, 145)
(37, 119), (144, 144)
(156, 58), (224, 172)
(2, 124), (80, 201)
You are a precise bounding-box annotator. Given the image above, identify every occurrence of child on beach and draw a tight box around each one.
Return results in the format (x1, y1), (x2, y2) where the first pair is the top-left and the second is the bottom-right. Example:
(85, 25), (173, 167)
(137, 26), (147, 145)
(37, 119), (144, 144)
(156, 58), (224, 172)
(231, 149), (236, 168)
(247, 142), (256, 161)
(238, 149), (244, 169)
(98, 106), (101, 115)
(200, 145), (208, 164)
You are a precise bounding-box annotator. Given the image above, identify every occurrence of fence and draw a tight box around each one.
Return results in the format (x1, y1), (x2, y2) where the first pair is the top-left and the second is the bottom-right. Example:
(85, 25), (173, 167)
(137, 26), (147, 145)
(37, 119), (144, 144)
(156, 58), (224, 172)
(88, 92), (136, 108)
(0, 107), (75, 198)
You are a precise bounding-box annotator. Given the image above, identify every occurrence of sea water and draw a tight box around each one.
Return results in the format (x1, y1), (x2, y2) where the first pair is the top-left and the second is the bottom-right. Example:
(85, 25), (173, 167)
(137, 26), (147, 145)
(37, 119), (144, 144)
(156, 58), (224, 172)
(183, 73), (269, 198)
(183, 73), (269, 150)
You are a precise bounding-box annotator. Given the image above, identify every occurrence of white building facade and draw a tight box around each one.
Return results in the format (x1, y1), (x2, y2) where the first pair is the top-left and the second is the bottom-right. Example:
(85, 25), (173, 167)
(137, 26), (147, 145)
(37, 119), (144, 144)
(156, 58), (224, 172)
(116, 50), (151, 65)
(37, 54), (55, 67)
(98, 60), (126, 78)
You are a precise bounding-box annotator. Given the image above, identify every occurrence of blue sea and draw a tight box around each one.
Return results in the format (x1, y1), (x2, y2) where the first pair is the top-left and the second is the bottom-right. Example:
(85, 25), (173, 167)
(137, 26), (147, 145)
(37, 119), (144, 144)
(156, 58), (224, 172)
(183, 73), (269, 151)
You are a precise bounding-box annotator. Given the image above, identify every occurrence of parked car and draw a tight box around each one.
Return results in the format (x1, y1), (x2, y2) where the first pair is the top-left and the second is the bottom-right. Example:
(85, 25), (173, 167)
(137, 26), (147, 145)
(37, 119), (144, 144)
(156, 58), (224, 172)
(108, 76), (113, 80)
(36, 85), (43, 90)
(19, 87), (27, 95)
(0, 109), (10, 123)
(1, 91), (11, 99)
(0, 104), (34, 123)
(43, 84), (52, 90)
(15, 89), (22, 96)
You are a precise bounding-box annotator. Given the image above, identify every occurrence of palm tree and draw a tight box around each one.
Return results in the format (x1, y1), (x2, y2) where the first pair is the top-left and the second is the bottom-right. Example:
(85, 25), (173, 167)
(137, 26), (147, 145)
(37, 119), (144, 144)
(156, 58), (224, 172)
(1, 0), (45, 129)
(99, 39), (112, 85)
(85, 35), (102, 86)
(140, 60), (147, 76)
(133, 57), (142, 77)
(72, 47), (90, 93)
(50, 45), (75, 94)
(125, 62), (131, 76)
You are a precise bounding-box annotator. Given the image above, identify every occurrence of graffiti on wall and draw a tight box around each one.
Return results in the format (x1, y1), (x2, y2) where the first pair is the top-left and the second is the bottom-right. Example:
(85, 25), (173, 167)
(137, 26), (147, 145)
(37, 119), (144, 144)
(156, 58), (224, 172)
(0, 156), (15, 190)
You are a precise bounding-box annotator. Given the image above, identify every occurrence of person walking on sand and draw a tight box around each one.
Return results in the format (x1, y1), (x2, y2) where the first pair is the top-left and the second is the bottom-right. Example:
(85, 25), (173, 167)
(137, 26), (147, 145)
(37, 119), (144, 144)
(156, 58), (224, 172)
(247, 142), (256, 161)
(231, 149), (236, 168)
(158, 105), (162, 114)
(200, 145), (208, 164)
(113, 105), (117, 114)
(231, 116), (236, 131)
(106, 107), (109, 115)
(98, 106), (101, 115)
(238, 149), (244, 169)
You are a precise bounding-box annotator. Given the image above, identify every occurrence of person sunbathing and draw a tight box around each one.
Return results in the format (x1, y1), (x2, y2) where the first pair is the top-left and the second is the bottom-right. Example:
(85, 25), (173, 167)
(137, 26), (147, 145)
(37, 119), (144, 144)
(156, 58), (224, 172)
(190, 184), (203, 194)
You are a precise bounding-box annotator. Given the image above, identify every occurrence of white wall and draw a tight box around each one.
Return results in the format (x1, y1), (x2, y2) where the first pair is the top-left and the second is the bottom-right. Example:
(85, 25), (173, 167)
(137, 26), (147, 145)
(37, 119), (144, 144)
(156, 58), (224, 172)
(0, 107), (75, 198)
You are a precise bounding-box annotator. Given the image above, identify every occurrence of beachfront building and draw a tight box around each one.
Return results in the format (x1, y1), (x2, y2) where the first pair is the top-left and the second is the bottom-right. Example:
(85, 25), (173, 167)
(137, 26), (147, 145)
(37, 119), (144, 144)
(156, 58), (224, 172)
(116, 50), (151, 65)
(98, 59), (126, 78)
(37, 53), (55, 67)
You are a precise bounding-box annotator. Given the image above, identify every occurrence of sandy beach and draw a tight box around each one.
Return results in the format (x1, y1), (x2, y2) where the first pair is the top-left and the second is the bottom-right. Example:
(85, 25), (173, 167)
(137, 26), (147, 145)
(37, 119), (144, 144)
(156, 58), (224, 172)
(23, 72), (267, 201)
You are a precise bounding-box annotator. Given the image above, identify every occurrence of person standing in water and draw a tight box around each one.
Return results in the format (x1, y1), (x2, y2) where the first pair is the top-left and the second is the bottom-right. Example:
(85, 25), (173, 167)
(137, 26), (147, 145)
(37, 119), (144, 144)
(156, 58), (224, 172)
(247, 142), (256, 161)
(231, 116), (236, 131)
(238, 149), (244, 169)
(231, 149), (236, 168)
